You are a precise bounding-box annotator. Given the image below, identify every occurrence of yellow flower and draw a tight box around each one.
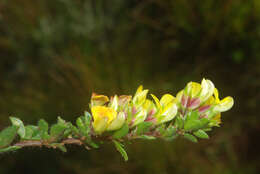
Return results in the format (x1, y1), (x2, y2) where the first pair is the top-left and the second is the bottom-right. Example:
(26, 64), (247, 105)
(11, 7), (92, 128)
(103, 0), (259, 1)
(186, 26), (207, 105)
(177, 78), (215, 109)
(91, 106), (117, 134)
(130, 85), (149, 127)
(151, 94), (178, 124)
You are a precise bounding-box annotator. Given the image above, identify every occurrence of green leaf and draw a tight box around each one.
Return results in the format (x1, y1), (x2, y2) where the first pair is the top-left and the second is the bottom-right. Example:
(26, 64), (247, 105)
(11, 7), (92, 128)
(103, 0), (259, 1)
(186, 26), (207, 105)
(76, 115), (95, 147)
(85, 140), (99, 148)
(51, 143), (67, 152)
(199, 118), (209, 127)
(38, 119), (49, 140)
(57, 117), (66, 124)
(184, 113), (209, 131)
(187, 111), (200, 120)
(70, 124), (80, 136)
(203, 128), (212, 132)
(138, 135), (156, 140)
(76, 117), (85, 131)
(136, 122), (153, 135)
(0, 146), (21, 153)
(10, 117), (25, 139)
(156, 124), (166, 135)
(193, 130), (209, 139)
(113, 123), (129, 139)
(27, 125), (41, 140)
(24, 126), (34, 139)
(163, 126), (177, 137)
(57, 144), (67, 152)
(77, 114), (92, 137)
(0, 126), (17, 148)
(113, 140), (128, 161)
(63, 123), (73, 137)
(175, 116), (184, 129)
(183, 133), (198, 143)
(184, 120), (201, 131)
(84, 111), (92, 123)
(50, 123), (68, 140)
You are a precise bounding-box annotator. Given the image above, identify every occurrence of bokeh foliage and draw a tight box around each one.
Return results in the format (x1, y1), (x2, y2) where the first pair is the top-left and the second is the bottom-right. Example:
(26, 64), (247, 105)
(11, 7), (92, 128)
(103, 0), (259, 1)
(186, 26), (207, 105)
(0, 0), (259, 174)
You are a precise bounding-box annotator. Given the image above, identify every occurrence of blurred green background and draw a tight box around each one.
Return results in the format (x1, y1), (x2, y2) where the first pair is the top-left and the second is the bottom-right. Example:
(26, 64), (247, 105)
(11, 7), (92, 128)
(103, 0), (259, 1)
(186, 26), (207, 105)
(0, 0), (259, 173)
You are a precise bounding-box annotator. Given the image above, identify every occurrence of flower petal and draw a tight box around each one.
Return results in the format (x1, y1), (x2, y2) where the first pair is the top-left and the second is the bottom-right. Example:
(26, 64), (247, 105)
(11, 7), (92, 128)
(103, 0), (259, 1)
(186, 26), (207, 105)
(160, 94), (175, 107)
(214, 96), (234, 112)
(107, 112), (126, 131)
(91, 106), (117, 125)
(187, 98), (200, 109)
(200, 79), (215, 102)
(91, 93), (109, 106)
(133, 89), (149, 106)
(158, 104), (178, 124)
(110, 95), (118, 111)
(131, 109), (147, 127)
(176, 90), (183, 103)
(190, 82), (202, 98)
(92, 117), (108, 134)
(151, 94), (161, 109)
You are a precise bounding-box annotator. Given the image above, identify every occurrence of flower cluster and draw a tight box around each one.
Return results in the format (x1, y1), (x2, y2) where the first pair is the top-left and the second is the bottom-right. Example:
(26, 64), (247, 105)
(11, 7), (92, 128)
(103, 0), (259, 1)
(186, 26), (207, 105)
(90, 78), (234, 135)
(0, 78), (234, 161)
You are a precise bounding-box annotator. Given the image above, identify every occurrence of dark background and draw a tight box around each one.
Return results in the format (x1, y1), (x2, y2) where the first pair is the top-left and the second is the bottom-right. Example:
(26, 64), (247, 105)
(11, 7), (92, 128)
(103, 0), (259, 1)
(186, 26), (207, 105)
(0, 0), (259, 173)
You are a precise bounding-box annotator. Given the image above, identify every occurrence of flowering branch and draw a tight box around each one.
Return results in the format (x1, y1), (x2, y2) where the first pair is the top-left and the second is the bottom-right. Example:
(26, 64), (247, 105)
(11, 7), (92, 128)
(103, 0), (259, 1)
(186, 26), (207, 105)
(0, 78), (234, 161)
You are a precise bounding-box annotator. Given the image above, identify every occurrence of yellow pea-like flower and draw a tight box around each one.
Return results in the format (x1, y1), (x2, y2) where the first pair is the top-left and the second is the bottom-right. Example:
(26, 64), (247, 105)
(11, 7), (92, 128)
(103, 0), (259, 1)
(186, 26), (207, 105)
(177, 78), (215, 109)
(91, 106), (117, 134)
(151, 94), (177, 124)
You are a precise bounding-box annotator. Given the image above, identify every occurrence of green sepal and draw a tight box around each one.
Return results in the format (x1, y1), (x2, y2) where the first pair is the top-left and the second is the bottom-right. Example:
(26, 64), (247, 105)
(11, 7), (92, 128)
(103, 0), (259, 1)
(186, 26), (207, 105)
(183, 133), (198, 143)
(10, 117), (25, 139)
(193, 130), (209, 139)
(113, 123), (129, 139)
(0, 146), (21, 153)
(0, 126), (17, 148)
(136, 122), (153, 135)
(113, 140), (128, 161)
